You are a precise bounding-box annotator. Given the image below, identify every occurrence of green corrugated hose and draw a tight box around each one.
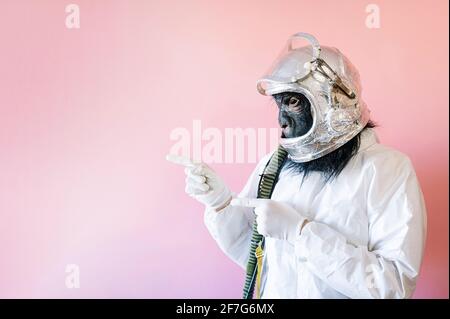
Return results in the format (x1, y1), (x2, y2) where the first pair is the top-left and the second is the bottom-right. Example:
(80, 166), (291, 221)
(242, 145), (288, 299)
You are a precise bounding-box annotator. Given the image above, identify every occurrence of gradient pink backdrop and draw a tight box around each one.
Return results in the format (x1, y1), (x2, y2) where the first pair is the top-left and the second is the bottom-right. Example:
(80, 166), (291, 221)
(0, 0), (448, 298)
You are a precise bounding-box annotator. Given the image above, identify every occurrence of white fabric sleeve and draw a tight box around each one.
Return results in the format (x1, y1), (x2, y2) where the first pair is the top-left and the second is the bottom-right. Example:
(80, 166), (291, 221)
(294, 156), (427, 299)
(203, 153), (273, 269)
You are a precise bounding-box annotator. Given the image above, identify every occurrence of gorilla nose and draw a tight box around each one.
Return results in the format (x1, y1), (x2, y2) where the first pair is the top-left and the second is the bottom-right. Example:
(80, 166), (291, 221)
(279, 116), (291, 128)
(279, 116), (294, 138)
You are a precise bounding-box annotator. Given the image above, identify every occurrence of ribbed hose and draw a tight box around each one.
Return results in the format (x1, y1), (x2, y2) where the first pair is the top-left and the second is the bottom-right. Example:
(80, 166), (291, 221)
(242, 145), (288, 299)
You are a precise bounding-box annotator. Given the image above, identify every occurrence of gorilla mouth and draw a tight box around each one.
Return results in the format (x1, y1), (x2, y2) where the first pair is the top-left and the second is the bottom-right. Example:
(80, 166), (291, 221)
(281, 124), (293, 139)
(281, 125), (287, 138)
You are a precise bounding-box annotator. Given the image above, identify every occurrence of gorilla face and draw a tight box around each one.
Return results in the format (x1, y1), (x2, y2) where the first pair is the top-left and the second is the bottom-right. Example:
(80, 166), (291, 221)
(273, 92), (313, 139)
(273, 91), (375, 182)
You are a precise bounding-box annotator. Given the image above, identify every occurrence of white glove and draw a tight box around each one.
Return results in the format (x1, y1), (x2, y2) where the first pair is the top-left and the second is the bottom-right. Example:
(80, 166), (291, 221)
(166, 154), (232, 210)
(231, 198), (308, 244)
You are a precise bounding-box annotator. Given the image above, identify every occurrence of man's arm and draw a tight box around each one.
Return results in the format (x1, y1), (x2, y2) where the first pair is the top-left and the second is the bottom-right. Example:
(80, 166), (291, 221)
(203, 153), (272, 269)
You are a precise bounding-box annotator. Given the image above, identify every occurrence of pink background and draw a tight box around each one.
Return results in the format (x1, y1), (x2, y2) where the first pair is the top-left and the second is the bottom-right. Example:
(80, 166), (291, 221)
(0, 0), (448, 298)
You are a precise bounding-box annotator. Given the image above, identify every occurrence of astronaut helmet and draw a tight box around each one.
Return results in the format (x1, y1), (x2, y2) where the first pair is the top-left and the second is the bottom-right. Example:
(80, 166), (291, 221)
(257, 32), (370, 163)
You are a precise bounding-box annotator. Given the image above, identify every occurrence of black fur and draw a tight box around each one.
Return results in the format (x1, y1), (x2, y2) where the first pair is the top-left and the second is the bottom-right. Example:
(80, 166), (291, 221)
(283, 120), (376, 183)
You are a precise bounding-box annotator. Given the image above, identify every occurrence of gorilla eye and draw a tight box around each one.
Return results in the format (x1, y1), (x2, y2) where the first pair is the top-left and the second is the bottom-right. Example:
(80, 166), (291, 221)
(288, 97), (299, 108)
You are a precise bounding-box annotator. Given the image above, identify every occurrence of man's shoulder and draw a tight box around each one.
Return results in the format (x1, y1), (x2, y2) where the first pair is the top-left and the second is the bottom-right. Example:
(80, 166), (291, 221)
(358, 142), (415, 176)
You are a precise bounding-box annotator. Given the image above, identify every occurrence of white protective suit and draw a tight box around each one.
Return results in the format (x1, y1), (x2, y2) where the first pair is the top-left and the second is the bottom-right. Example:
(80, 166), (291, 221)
(204, 128), (427, 299)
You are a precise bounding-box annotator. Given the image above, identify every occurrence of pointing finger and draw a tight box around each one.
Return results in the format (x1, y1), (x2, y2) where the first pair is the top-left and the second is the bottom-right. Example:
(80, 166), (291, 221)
(230, 198), (267, 208)
(166, 154), (199, 167)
